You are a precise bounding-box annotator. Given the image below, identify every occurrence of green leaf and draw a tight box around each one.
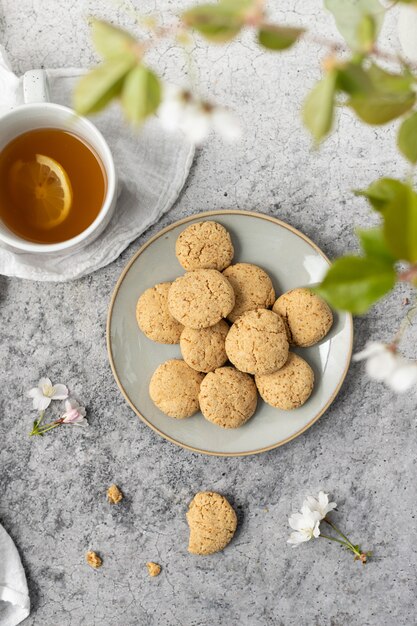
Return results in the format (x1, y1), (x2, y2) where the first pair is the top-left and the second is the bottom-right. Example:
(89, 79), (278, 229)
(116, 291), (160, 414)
(350, 92), (415, 123)
(356, 14), (377, 51)
(382, 183), (417, 262)
(358, 178), (417, 261)
(355, 177), (407, 211)
(182, 3), (244, 42)
(91, 19), (137, 60)
(356, 227), (396, 262)
(367, 63), (414, 93)
(258, 24), (304, 51)
(336, 63), (372, 95)
(325, 0), (384, 50)
(316, 256), (396, 314)
(302, 70), (337, 142)
(398, 111), (417, 164)
(121, 65), (161, 125)
(220, 0), (255, 7)
(348, 64), (416, 124)
(74, 56), (136, 115)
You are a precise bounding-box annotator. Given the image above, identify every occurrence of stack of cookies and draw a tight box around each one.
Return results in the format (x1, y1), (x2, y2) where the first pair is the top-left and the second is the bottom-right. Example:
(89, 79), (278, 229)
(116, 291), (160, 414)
(136, 221), (333, 430)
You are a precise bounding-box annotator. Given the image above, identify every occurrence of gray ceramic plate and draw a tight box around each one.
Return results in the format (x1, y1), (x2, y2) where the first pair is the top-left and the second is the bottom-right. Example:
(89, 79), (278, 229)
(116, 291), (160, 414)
(107, 211), (353, 456)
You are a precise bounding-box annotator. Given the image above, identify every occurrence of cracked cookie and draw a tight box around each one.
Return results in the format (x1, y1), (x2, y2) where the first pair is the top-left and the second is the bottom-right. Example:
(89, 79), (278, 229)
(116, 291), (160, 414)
(225, 309), (289, 375)
(273, 287), (333, 347)
(199, 366), (257, 428)
(180, 320), (229, 373)
(136, 282), (183, 344)
(149, 359), (204, 419)
(255, 352), (314, 410)
(176, 221), (234, 271)
(186, 491), (237, 555)
(222, 263), (275, 322)
(168, 269), (235, 329)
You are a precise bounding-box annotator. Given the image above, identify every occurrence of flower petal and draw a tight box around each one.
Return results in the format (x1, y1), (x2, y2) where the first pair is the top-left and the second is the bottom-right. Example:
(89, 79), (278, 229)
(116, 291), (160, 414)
(287, 531), (308, 545)
(387, 362), (417, 392)
(33, 395), (51, 411)
(27, 387), (41, 398)
(51, 384), (68, 400)
(73, 418), (88, 427)
(158, 99), (184, 132)
(211, 108), (242, 142)
(318, 491), (328, 507)
(180, 105), (211, 144)
(353, 342), (386, 362)
(366, 350), (397, 381)
(288, 513), (305, 530)
(38, 377), (52, 390)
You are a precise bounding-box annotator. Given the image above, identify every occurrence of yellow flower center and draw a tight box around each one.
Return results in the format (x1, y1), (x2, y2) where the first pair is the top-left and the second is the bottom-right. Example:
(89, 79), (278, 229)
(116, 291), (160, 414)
(42, 384), (54, 397)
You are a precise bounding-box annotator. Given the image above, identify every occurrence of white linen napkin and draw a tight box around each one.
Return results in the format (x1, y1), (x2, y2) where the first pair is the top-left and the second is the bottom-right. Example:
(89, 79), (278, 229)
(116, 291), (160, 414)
(0, 46), (194, 281)
(0, 524), (30, 626)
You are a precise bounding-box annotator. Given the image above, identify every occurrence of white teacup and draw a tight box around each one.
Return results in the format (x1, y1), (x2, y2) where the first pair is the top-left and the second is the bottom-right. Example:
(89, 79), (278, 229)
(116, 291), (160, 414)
(0, 70), (117, 254)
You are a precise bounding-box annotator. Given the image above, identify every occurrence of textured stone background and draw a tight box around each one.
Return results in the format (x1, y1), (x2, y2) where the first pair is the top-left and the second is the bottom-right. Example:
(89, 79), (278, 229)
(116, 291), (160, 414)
(1, 1), (416, 625)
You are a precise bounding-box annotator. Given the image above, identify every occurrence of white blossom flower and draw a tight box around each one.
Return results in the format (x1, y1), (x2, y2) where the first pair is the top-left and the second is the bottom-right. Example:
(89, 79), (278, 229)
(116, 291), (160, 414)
(353, 342), (417, 393)
(61, 399), (87, 426)
(287, 505), (321, 546)
(158, 84), (241, 144)
(388, 361), (417, 393)
(304, 491), (337, 520)
(27, 377), (68, 411)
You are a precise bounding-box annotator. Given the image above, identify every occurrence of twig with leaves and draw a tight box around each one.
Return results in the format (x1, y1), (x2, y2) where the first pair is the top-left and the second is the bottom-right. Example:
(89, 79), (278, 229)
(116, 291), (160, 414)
(74, 0), (417, 391)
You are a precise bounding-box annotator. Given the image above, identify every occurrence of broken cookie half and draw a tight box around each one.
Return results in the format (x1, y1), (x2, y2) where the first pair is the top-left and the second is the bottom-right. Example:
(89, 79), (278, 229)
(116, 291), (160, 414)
(186, 491), (237, 555)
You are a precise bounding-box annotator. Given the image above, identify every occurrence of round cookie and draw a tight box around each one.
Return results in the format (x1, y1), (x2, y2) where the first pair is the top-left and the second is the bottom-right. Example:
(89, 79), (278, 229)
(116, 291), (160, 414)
(225, 309), (289, 376)
(273, 288), (333, 347)
(180, 321), (229, 373)
(222, 263), (275, 323)
(199, 366), (257, 428)
(176, 221), (234, 271)
(255, 352), (314, 410)
(136, 282), (183, 344)
(168, 270), (235, 329)
(149, 359), (204, 419)
(186, 492), (237, 555)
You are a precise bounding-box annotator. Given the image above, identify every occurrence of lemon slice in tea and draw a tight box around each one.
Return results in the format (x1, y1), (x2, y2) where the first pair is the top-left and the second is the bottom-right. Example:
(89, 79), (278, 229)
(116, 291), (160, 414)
(10, 154), (73, 229)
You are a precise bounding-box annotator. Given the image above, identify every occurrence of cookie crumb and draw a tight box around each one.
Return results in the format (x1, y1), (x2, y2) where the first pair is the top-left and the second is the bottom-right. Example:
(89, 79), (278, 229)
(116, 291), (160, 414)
(403, 297), (410, 305)
(86, 551), (102, 569)
(146, 562), (161, 577)
(107, 484), (123, 504)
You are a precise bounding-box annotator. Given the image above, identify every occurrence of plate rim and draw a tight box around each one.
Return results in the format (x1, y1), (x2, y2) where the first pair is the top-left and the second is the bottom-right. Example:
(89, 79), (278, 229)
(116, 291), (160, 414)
(107, 209), (353, 457)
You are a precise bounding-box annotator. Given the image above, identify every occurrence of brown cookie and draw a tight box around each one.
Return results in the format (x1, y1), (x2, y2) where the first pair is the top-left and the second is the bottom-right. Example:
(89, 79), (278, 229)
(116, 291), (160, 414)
(136, 282), (183, 344)
(255, 352), (314, 410)
(199, 366), (258, 428)
(223, 263), (275, 322)
(272, 288), (333, 347)
(176, 221), (234, 271)
(149, 359), (204, 419)
(168, 269), (235, 329)
(180, 320), (229, 373)
(225, 309), (289, 375)
(186, 492), (237, 555)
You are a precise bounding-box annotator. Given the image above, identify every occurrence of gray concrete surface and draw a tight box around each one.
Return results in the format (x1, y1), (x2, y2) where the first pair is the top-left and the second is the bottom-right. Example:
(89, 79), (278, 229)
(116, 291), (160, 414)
(1, 2), (416, 625)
